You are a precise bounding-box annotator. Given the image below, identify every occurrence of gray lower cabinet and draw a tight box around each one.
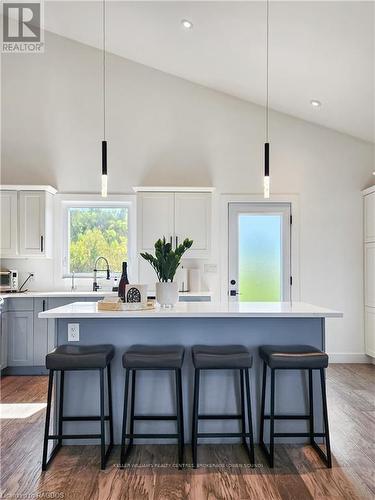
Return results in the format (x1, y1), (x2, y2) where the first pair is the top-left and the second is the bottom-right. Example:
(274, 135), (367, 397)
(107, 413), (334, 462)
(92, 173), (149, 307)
(1, 296), (104, 374)
(7, 310), (34, 366)
(1, 314), (8, 370)
(33, 298), (49, 366)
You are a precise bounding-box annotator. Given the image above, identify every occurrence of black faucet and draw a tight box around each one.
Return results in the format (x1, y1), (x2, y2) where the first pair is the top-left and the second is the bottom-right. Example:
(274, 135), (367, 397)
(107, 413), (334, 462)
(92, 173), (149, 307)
(93, 256), (111, 292)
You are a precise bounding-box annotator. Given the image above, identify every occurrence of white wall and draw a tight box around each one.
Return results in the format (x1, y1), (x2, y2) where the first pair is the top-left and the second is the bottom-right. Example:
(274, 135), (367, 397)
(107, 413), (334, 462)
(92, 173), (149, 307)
(1, 31), (374, 360)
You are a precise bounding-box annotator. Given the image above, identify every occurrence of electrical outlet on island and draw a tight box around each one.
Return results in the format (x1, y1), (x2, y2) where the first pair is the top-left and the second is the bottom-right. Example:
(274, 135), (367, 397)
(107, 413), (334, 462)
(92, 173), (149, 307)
(68, 323), (80, 342)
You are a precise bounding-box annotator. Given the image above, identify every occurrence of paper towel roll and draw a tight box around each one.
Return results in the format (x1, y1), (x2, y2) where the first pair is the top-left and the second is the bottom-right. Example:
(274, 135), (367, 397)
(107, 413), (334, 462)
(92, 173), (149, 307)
(178, 267), (189, 292)
(189, 269), (201, 292)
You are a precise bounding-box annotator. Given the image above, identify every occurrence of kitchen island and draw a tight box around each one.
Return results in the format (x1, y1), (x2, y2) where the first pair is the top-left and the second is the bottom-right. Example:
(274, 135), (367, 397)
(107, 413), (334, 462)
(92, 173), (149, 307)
(39, 301), (342, 445)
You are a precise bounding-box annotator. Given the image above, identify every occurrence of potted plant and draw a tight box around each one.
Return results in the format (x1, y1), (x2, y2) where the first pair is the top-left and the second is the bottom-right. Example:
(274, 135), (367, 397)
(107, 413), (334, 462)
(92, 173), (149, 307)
(141, 236), (193, 307)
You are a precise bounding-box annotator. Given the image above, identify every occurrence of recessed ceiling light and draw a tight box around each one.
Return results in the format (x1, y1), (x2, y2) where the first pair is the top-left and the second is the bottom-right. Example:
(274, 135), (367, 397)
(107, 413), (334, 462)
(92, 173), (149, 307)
(310, 99), (322, 108)
(181, 19), (193, 30)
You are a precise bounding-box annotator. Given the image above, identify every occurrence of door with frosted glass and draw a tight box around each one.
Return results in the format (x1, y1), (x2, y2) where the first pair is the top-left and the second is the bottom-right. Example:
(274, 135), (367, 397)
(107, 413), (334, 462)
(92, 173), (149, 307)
(228, 203), (291, 301)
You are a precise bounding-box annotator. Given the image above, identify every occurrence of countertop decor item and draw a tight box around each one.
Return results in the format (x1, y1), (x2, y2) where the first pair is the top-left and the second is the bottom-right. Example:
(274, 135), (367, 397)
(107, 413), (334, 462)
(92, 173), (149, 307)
(141, 236), (193, 307)
(118, 261), (129, 301)
(125, 284), (148, 305)
(97, 297), (122, 311)
(121, 300), (155, 311)
(98, 297), (154, 311)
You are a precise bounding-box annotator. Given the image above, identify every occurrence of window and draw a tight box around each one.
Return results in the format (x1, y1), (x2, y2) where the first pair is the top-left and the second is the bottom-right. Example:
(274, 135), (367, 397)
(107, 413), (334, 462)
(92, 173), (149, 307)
(228, 203), (291, 301)
(238, 214), (282, 301)
(62, 203), (130, 276)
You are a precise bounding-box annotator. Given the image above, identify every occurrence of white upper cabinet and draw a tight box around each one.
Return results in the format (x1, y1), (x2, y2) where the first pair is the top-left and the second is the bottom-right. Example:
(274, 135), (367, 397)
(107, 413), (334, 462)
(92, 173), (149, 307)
(364, 190), (375, 242)
(0, 186), (55, 258)
(174, 193), (211, 258)
(139, 193), (175, 251)
(137, 191), (212, 258)
(0, 191), (18, 257)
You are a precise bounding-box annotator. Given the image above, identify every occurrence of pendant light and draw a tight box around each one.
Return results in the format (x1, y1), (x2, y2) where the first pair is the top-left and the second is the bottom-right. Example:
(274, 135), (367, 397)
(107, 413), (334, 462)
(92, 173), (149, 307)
(263, 0), (270, 199)
(101, 0), (108, 197)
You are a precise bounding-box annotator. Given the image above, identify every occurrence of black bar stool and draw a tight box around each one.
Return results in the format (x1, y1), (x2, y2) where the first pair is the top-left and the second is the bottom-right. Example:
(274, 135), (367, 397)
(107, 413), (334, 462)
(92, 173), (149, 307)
(42, 344), (115, 471)
(259, 344), (332, 468)
(121, 345), (185, 468)
(191, 345), (255, 468)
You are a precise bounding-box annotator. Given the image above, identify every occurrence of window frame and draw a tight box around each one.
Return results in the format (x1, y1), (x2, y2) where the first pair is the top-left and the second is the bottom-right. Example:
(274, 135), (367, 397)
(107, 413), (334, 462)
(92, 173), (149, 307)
(55, 194), (137, 284)
(228, 202), (291, 301)
(220, 194), (300, 303)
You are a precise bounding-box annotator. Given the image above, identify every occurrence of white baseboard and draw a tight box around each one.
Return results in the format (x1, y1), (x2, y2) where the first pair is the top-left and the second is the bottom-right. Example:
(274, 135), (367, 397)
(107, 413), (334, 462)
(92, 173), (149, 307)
(328, 353), (372, 364)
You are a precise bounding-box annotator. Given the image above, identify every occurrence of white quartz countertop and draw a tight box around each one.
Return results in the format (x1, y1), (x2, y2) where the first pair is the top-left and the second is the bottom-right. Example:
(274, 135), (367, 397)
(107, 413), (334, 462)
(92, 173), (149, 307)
(0, 290), (212, 300)
(38, 301), (343, 319)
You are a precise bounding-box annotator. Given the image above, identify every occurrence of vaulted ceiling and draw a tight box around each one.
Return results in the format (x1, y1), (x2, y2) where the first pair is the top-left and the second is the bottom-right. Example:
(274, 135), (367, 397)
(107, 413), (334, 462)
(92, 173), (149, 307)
(33, 1), (375, 142)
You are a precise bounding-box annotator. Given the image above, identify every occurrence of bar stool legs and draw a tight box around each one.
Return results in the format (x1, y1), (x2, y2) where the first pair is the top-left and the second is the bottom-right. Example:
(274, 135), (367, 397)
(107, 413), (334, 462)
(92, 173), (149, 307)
(191, 369), (200, 468)
(121, 368), (185, 469)
(313, 369), (332, 468)
(42, 366), (114, 471)
(243, 369), (255, 465)
(191, 367), (255, 469)
(259, 361), (332, 468)
(42, 370), (58, 470)
(120, 368), (131, 465)
(175, 369), (185, 467)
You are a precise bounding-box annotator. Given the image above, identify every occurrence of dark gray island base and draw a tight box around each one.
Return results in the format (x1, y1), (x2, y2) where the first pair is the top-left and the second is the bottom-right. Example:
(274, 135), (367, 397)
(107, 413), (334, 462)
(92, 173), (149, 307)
(39, 301), (342, 445)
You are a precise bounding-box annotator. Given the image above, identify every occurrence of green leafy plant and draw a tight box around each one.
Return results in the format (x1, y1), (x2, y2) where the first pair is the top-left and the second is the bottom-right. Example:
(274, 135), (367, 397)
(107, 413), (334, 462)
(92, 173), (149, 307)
(141, 237), (193, 282)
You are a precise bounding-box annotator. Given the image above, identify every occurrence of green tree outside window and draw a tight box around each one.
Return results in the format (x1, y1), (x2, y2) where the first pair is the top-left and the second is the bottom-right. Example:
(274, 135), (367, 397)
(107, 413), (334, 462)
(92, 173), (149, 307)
(69, 207), (128, 274)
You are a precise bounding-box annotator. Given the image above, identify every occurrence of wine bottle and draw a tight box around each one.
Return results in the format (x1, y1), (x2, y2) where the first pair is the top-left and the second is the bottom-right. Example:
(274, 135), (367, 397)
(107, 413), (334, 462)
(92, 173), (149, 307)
(118, 261), (129, 301)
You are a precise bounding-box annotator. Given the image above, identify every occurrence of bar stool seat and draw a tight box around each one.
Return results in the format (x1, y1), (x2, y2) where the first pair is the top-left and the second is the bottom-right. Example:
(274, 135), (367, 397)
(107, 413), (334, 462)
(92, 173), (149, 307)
(259, 345), (328, 369)
(122, 345), (184, 369)
(191, 344), (255, 468)
(121, 345), (185, 468)
(192, 345), (253, 369)
(259, 344), (332, 469)
(46, 344), (115, 370)
(42, 344), (115, 471)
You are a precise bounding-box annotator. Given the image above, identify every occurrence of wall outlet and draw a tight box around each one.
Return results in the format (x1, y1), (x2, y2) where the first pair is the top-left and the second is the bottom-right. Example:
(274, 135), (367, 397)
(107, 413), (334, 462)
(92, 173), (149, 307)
(204, 263), (218, 273)
(68, 323), (80, 342)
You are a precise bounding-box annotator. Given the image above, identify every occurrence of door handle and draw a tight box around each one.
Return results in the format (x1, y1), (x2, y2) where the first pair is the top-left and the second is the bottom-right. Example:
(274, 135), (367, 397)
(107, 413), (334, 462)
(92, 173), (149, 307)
(175, 236), (178, 248)
(42, 299), (46, 311)
(40, 235), (44, 252)
(170, 236), (173, 246)
(230, 290), (241, 296)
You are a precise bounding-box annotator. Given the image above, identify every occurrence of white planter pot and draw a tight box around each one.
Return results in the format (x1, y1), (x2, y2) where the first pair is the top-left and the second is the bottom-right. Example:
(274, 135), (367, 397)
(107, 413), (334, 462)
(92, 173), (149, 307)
(155, 281), (179, 308)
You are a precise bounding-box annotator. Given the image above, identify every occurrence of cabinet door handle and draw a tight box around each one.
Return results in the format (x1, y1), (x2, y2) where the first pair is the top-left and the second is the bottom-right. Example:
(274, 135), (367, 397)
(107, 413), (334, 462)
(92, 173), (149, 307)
(175, 236), (178, 248)
(170, 236), (173, 246)
(40, 235), (44, 252)
(42, 299), (46, 311)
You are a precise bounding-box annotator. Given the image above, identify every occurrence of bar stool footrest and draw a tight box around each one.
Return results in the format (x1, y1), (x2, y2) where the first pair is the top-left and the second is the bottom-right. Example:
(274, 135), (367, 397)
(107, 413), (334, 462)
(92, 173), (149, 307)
(198, 414), (242, 420)
(125, 433), (179, 439)
(263, 414), (310, 420)
(133, 415), (177, 421)
(48, 434), (102, 440)
(197, 432), (252, 438)
(273, 432), (326, 438)
(62, 415), (110, 421)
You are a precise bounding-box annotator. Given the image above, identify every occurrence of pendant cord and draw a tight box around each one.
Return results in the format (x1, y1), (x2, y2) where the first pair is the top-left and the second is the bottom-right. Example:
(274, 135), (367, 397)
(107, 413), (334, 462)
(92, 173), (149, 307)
(103, 0), (106, 141)
(266, 0), (269, 143)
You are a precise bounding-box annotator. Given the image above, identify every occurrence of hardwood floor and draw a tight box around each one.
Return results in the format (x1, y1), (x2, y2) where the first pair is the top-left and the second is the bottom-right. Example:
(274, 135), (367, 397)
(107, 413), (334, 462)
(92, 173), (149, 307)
(1, 365), (374, 499)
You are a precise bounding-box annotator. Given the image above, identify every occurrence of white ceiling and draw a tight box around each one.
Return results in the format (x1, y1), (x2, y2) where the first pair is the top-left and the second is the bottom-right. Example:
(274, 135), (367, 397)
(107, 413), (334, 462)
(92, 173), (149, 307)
(40, 1), (375, 142)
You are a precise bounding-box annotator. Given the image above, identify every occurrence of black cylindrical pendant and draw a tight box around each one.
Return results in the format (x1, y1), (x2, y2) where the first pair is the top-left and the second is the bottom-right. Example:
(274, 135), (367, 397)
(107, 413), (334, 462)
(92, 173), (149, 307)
(102, 140), (107, 175)
(264, 142), (269, 177)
